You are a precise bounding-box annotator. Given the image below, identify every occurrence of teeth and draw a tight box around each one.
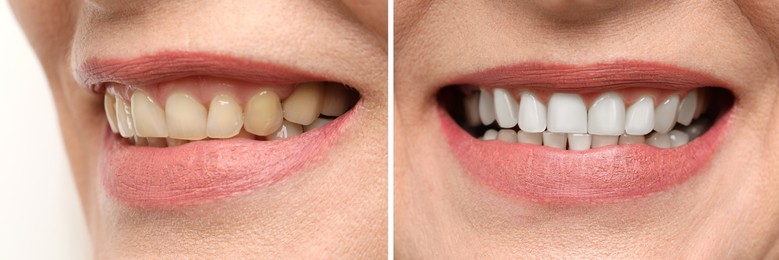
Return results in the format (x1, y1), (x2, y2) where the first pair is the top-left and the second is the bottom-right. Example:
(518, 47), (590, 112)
(482, 129), (498, 140)
(693, 91), (707, 119)
(517, 92), (547, 133)
(517, 131), (542, 145)
(245, 90), (284, 136)
(207, 94), (243, 139)
(267, 120), (303, 141)
(668, 130), (690, 147)
(677, 90), (698, 126)
(147, 137), (167, 148)
(497, 129), (517, 143)
(463, 92), (482, 127)
(115, 97), (135, 138)
(493, 88), (519, 128)
(166, 138), (189, 147)
(591, 135), (619, 148)
(478, 89), (496, 125)
(587, 93), (625, 135)
(684, 118), (710, 139)
(283, 83), (324, 125)
(165, 92), (208, 140)
(320, 85), (351, 117)
(131, 90), (168, 138)
(547, 93), (587, 134)
(104, 94), (119, 133)
(624, 96), (654, 135)
(567, 133), (592, 151)
(653, 94), (679, 134)
(303, 118), (333, 132)
(646, 132), (672, 148)
(542, 131), (567, 149)
(618, 134), (645, 145)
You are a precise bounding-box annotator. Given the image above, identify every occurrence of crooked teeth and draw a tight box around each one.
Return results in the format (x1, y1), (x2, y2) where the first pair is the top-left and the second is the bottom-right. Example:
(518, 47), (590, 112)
(493, 88), (519, 128)
(547, 93), (587, 134)
(132, 90), (168, 138)
(166, 92), (208, 140)
(587, 93), (625, 136)
(624, 96), (654, 135)
(207, 94), (243, 139)
(283, 82), (324, 125)
(245, 90), (284, 136)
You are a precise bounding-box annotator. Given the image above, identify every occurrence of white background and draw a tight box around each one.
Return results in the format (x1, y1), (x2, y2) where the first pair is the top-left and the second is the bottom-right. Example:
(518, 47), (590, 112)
(0, 3), (91, 259)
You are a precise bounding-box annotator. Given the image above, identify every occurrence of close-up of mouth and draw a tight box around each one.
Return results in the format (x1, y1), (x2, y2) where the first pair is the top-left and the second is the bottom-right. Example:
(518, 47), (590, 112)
(438, 61), (735, 203)
(79, 52), (361, 208)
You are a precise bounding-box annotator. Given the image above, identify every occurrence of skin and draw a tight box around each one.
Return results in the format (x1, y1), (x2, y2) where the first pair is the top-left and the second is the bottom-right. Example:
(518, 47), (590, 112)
(395, 0), (779, 259)
(11, 0), (387, 258)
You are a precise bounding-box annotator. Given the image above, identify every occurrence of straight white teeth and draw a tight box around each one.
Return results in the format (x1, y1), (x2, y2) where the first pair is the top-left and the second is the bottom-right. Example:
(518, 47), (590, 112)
(624, 96), (654, 135)
(518, 92), (546, 133)
(587, 93), (625, 136)
(493, 88), (519, 128)
(478, 89), (496, 125)
(547, 93), (587, 134)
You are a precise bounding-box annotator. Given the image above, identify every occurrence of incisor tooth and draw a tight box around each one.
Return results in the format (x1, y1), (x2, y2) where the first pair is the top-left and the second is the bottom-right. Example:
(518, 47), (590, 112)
(587, 93), (625, 136)
(618, 134), (645, 145)
(267, 120), (303, 140)
(624, 96), (654, 135)
(568, 133), (592, 151)
(677, 90), (698, 126)
(283, 83), (324, 125)
(547, 93), (587, 134)
(207, 94), (243, 138)
(591, 135), (619, 148)
(493, 88), (519, 128)
(543, 131), (567, 149)
(517, 131), (542, 145)
(132, 90), (168, 138)
(147, 137), (167, 148)
(497, 129), (517, 143)
(115, 96), (135, 138)
(518, 92), (546, 133)
(303, 118), (332, 132)
(482, 129), (498, 140)
(320, 85), (351, 116)
(166, 92), (208, 140)
(245, 90), (283, 136)
(166, 138), (189, 147)
(653, 94), (679, 134)
(104, 94), (119, 133)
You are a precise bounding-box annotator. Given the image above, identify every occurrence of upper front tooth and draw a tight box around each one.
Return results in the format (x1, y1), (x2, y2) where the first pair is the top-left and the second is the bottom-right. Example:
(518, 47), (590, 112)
(166, 92), (208, 140)
(245, 89), (284, 136)
(207, 94), (243, 139)
(320, 85), (351, 117)
(132, 90), (168, 138)
(653, 94), (679, 134)
(587, 93), (625, 136)
(493, 88), (519, 128)
(115, 96), (135, 138)
(283, 82), (325, 125)
(518, 92), (547, 133)
(677, 90), (698, 126)
(624, 96), (654, 135)
(478, 89), (496, 125)
(547, 93), (587, 134)
(104, 94), (119, 133)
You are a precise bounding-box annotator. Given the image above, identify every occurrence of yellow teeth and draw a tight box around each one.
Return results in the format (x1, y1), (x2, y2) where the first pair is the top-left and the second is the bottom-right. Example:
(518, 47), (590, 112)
(207, 94), (243, 138)
(282, 82), (325, 125)
(131, 90), (168, 138)
(244, 89), (284, 136)
(166, 92), (208, 140)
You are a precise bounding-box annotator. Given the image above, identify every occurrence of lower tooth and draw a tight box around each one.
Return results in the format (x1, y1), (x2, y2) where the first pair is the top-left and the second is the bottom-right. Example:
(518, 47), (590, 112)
(542, 131), (567, 149)
(668, 130), (690, 147)
(618, 134), (645, 145)
(517, 131), (542, 145)
(591, 135), (619, 148)
(267, 120), (303, 140)
(147, 137), (167, 148)
(567, 133), (592, 151)
(482, 129), (498, 140)
(303, 118), (333, 132)
(684, 118), (710, 139)
(166, 138), (188, 147)
(646, 132), (672, 148)
(497, 129), (517, 143)
(133, 136), (148, 146)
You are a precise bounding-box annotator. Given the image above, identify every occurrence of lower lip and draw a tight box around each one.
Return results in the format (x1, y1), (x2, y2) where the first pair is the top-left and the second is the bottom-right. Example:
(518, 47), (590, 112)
(99, 107), (356, 208)
(440, 107), (730, 203)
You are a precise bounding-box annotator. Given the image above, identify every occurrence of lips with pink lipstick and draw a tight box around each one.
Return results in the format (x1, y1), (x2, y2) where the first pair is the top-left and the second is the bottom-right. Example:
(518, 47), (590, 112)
(439, 61), (734, 203)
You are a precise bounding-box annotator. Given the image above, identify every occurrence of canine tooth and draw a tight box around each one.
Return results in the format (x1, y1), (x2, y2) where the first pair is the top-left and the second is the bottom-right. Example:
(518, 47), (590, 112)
(463, 92), (481, 127)
(668, 130), (690, 147)
(104, 94), (119, 133)
(207, 94), (243, 138)
(166, 92), (208, 140)
(245, 90), (284, 136)
(517, 131), (542, 145)
(684, 118), (710, 139)
(132, 90), (168, 138)
(147, 137), (167, 148)
(133, 136), (148, 146)
(115, 97), (135, 138)
(542, 131), (567, 149)
(165, 138), (188, 147)
(567, 133), (592, 151)
(303, 118), (332, 132)
(267, 120), (303, 140)
(618, 134), (645, 145)
(677, 90), (698, 126)
(518, 92), (546, 133)
(587, 93), (625, 135)
(497, 129), (517, 143)
(321, 85), (351, 116)
(283, 82), (324, 125)
(646, 132), (672, 148)
(493, 88), (519, 128)
(548, 93), (587, 134)
(478, 89), (496, 125)
(482, 129), (498, 140)
(591, 135), (619, 148)
(653, 94), (679, 134)
(624, 96), (654, 135)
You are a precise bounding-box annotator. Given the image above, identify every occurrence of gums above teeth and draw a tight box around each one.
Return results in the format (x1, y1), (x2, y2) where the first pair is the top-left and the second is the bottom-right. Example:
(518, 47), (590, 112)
(103, 80), (359, 147)
(444, 86), (732, 150)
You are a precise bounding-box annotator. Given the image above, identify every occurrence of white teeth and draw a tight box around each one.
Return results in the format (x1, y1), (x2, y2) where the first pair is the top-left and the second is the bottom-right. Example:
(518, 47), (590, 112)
(497, 129), (517, 143)
(493, 88), (519, 128)
(320, 86), (351, 117)
(646, 132), (672, 148)
(677, 90), (698, 126)
(267, 120), (303, 140)
(653, 94), (679, 134)
(207, 94), (243, 139)
(104, 94), (119, 133)
(115, 97), (135, 138)
(463, 92), (482, 127)
(684, 118), (710, 139)
(283, 83), (325, 125)
(547, 93), (587, 134)
(517, 131), (542, 145)
(542, 131), (567, 149)
(478, 89), (496, 125)
(303, 118), (332, 132)
(591, 135), (619, 148)
(245, 90), (284, 136)
(518, 92), (547, 133)
(618, 134), (645, 145)
(587, 93), (625, 135)
(693, 91), (707, 119)
(165, 92), (208, 140)
(567, 133), (592, 151)
(668, 130), (690, 147)
(131, 90), (168, 138)
(624, 96), (654, 135)
(482, 129), (498, 140)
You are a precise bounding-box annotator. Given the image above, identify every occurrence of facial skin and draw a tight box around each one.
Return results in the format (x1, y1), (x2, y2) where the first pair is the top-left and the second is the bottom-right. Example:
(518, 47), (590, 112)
(11, 0), (387, 258)
(395, 0), (779, 259)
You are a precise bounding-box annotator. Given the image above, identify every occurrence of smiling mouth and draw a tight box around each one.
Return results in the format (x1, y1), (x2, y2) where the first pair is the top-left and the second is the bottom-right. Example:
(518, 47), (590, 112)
(438, 61), (735, 203)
